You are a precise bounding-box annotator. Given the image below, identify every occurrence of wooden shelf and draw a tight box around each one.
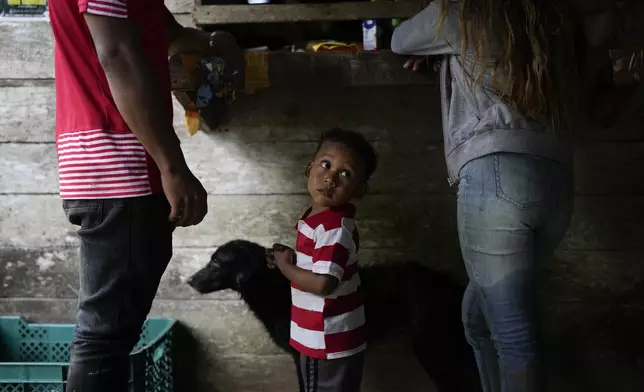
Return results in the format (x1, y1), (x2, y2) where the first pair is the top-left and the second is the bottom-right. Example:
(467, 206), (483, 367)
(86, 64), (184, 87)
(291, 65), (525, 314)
(171, 50), (434, 92)
(193, 1), (422, 25)
(171, 50), (435, 132)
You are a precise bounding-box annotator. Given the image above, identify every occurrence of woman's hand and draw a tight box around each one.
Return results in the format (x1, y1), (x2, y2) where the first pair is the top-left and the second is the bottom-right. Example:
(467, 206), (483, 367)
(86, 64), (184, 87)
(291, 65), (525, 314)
(403, 56), (429, 72)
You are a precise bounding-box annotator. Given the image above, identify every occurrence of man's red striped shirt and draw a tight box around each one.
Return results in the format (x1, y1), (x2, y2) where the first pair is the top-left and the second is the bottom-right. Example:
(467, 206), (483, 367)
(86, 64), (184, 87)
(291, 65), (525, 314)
(49, 0), (173, 199)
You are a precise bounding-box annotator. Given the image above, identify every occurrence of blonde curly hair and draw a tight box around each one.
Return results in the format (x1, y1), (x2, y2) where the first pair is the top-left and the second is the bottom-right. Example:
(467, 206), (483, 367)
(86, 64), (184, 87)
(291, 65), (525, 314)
(439, 0), (580, 131)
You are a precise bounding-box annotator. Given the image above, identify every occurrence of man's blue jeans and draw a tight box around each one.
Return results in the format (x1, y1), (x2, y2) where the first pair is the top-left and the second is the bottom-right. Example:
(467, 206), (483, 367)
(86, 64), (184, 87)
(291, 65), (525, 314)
(457, 153), (573, 392)
(63, 195), (174, 392)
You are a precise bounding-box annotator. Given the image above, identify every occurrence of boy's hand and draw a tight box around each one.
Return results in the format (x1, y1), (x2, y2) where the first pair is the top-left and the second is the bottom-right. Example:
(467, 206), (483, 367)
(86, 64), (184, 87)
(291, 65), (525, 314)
(271, 243), (295, 269)
(265, 248), (276, 269)
(268, 243), (337, 296)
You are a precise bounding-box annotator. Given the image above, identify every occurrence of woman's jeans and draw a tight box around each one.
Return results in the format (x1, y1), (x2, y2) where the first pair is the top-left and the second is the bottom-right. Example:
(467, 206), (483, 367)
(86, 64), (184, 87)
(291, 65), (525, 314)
(457, 153), (574, 392)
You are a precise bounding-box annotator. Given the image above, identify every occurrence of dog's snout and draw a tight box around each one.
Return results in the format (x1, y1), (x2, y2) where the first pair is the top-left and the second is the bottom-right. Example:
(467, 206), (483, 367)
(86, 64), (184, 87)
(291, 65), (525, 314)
(186, 273), (200, 290)
(186, 261), (229, 294)
(187, 268), (211, 292)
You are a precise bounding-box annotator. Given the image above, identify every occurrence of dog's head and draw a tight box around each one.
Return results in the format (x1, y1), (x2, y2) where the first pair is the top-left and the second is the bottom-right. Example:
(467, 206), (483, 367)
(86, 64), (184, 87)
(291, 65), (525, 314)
(187, 239), (268, 294)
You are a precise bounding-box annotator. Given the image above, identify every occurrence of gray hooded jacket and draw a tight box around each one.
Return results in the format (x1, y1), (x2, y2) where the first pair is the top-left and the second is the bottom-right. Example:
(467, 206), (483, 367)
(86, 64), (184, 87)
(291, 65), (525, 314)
(391, 1), (573, 185)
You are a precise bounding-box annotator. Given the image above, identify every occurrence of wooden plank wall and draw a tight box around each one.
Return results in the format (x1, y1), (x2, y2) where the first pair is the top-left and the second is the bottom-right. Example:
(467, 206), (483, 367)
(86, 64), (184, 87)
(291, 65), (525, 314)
(1, 3), (644, 391)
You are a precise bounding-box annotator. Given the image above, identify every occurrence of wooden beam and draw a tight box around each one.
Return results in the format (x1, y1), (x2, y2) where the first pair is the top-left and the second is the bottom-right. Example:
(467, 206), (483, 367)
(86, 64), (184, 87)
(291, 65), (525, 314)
(6, 140), (644, 196)
(193, 1), (422, 24)
(266, 50), (433, 87)
(4, 194), (644, 251)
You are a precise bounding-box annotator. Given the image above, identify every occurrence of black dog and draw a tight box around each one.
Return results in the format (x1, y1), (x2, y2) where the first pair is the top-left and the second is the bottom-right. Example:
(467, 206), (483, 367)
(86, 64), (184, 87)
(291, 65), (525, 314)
(188, 240), (481, 392)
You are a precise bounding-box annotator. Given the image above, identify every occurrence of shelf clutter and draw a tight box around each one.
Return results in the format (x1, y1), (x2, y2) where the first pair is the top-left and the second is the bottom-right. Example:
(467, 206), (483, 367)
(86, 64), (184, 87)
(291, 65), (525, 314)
(173, 0), (434, 92)
(170, 0), (434, 133)
(177, 0), (433, 90)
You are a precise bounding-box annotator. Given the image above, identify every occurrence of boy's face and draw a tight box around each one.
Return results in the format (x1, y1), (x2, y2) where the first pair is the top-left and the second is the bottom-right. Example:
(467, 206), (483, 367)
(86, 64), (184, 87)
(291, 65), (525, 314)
(307, 141), (366, 209)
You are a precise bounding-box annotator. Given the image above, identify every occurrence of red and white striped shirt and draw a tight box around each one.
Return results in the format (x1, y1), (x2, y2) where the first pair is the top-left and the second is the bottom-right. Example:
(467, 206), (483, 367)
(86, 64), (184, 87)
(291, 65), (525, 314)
(290, 204), (367, 360)
(49, 0), (173, 199)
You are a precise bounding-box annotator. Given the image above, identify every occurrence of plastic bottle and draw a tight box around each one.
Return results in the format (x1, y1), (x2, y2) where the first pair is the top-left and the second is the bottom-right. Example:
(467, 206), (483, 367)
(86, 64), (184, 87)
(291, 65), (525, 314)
(362, 19), (378, 51)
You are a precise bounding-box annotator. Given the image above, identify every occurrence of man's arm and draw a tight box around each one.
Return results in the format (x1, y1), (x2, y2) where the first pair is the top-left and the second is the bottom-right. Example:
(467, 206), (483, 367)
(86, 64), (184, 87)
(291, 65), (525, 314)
(85, 14), (182, 174)
(84, 14), (207, 226)
(391, 1), (461, 56)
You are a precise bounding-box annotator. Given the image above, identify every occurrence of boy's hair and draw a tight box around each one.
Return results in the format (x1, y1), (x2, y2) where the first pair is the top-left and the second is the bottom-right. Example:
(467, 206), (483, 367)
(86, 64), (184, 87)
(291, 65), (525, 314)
(315, 128), (378, 181)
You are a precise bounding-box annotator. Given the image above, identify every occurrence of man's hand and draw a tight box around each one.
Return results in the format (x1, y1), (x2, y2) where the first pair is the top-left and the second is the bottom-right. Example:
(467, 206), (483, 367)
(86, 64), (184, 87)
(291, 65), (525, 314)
(161, 165), (208, 227)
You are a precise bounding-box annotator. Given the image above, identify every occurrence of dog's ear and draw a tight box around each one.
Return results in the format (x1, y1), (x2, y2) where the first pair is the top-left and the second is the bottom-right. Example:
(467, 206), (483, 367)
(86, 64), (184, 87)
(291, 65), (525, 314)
(234, 264), (259, 286)
(235, 271), (249, 287)
(230, 243), (268, 287)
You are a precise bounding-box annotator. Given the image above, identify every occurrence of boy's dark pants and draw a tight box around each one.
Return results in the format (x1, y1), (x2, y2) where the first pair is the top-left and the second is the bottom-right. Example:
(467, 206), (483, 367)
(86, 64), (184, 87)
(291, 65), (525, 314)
(62, 195), (173, 392)
(299, 352), (365, 392)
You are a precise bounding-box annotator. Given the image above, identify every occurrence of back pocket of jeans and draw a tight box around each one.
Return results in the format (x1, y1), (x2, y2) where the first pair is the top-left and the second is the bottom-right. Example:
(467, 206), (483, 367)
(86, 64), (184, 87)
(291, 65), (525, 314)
(493, 154), (552, 209)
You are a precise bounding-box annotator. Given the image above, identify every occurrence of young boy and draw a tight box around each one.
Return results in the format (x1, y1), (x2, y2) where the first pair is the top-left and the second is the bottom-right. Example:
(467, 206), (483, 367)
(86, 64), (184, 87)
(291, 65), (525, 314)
(270, 128), (378, 392)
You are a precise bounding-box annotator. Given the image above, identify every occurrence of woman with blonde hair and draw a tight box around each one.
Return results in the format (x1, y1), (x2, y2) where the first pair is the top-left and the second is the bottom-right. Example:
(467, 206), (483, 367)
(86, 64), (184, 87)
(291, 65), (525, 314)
(392, 1), (579, 391)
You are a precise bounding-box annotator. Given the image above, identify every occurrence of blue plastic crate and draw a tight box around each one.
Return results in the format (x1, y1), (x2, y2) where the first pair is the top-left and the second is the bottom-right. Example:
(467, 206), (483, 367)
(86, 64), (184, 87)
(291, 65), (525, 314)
(0, 316), (175, 392)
